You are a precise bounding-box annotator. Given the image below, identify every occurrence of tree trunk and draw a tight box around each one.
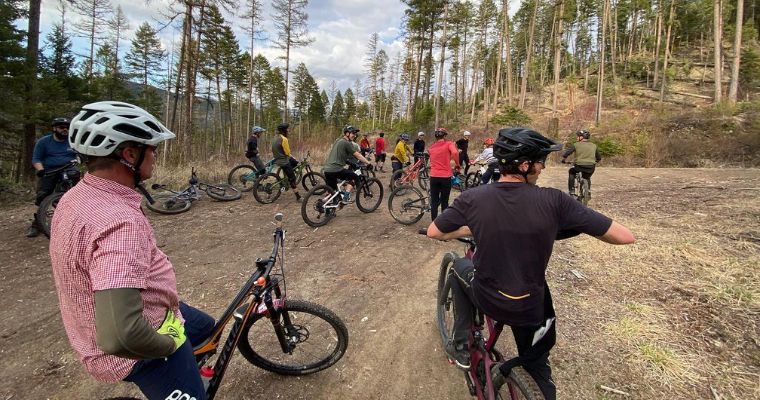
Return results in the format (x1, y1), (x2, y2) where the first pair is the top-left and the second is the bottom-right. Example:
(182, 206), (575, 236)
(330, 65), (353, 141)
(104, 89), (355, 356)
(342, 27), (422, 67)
(653, 0), (663, 88)
(595, 0), (609, 126)
(714, 0), (723, 102)
(21, 0), (42, 181)
(504, 1), (513, 106)
(552, 0), (565, 115)
(728, 0), (744, 103)
(660, 0), (676, 101)
(519, 0), (539, 109)
(434, 3), (449, 128)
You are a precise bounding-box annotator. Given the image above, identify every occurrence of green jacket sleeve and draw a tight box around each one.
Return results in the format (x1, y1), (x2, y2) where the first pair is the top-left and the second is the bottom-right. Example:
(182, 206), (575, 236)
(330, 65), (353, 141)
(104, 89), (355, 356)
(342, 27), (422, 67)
(95, 288), (176, 359)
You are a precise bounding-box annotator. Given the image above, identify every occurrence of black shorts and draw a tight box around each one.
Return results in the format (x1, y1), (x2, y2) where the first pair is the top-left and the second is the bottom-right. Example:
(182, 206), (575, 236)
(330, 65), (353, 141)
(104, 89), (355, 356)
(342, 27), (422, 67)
(375, 153), (386, 162)
(324, 169), (358, 191)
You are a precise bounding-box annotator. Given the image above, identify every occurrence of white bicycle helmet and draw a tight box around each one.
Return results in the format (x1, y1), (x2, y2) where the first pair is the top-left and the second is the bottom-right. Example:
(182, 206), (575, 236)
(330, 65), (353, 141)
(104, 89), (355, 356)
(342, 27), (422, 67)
(69, 101), (175, 156)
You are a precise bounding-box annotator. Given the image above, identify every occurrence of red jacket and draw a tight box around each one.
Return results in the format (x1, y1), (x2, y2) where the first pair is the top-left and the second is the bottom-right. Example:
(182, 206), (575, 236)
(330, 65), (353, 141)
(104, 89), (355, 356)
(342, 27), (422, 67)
(428, 140), (460, 178)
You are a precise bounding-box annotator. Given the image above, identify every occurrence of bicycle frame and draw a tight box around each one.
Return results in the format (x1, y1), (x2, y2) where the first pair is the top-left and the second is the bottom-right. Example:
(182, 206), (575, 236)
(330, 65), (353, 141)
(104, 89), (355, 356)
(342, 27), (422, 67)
(399, 155), (427, 184)
(192, 214), (290, 400)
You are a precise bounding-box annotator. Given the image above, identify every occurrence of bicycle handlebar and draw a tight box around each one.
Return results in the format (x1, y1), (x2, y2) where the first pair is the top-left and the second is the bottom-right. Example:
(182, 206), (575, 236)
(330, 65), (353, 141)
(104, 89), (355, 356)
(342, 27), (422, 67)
(418, 227), (475, 245)
(43, 159), (80, 177)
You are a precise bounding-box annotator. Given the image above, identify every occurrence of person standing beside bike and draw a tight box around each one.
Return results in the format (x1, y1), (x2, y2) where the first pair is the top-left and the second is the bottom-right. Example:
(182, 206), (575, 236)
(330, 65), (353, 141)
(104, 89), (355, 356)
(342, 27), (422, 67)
(27, 117), (79, 237)
(427, 128), (460, 221)
(413, 131), (426, 164)
(48, 101), (215, 400)
(245, 126), (267, 174)
(322, 125), (372, 204)
(455, 130), (471, 174)
(561, 130), (601, 197)
(359, 132), (371, 158)
(426, 127), (634, 399)
(272, 122), (302, 202)
(391, 133), (411, 174)
(374, 132), (386, 172)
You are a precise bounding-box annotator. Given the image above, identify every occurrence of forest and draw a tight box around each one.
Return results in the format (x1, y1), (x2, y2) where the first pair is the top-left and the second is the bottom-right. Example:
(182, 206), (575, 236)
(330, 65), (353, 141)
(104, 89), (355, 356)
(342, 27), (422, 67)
(2, 0), (759, 184)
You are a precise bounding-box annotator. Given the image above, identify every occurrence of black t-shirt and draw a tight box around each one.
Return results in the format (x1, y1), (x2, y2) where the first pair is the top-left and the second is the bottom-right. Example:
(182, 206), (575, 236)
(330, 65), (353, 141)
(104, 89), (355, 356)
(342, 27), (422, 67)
(455, 138), (469, 152)
(433, 182), (612, 326)
(246, 135), (259, 157)
(414, 139), (425, 153)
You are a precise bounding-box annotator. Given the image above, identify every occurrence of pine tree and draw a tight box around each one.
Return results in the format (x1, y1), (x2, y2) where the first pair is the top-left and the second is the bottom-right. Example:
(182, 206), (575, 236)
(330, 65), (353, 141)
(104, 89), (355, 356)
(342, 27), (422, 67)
(263, 67), (286, 127)
(344, 88), (357, 123)
(126, 22), (166, 114)
(250, 54), (271, 124)
(42, 25), (77, 80)
(330, 91), (345, 127)
(108, 5), (129, 71)
(0, 0), (26, 168)
(73, 0), (113, 83)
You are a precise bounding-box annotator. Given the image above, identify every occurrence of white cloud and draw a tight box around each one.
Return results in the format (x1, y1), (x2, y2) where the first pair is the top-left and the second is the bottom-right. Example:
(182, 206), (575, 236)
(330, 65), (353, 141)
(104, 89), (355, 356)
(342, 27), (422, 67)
(39, 0), (407, 96)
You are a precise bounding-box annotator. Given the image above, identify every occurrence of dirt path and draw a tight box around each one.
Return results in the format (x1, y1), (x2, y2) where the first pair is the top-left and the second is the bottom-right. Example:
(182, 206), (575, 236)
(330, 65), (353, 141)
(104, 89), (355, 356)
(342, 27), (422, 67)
(1, 167), (758, 399)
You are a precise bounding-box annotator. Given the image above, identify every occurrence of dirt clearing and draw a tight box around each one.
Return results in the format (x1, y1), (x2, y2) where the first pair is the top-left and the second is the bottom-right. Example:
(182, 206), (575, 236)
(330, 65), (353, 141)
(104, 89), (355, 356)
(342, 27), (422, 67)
(0, 167), (758, 399)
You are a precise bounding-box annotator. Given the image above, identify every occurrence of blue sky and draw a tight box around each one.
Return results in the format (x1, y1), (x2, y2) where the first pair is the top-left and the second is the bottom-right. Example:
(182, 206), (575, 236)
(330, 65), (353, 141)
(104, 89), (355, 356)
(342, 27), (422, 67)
(37, 0), (524, 96)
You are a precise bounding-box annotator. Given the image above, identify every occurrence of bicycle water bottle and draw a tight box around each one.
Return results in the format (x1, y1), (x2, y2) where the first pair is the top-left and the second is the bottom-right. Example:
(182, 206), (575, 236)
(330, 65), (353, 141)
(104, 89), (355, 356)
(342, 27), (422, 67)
(200, 366), (214, 392)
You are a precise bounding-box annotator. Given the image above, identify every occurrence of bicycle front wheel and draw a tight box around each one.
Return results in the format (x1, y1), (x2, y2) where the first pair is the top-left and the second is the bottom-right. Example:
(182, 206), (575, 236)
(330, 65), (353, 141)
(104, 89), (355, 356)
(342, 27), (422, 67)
(301, 185), (337, 227)
(228, 165), (258, 192)
(145, 192), (192, 215)
(37, 192), (64, 238)
(498, 366), (545, 400)
(301, 171), (327, 195)
(356, 177), (384, 213)
(238, 299), (349, 376)
(390, 169), (407, 192)
(253, 173), (283, 204)
(388, 185), (426, 225)
(436, 252), (459, 351)
(465, 172), (481, 189)
(206, 183), (242, 201)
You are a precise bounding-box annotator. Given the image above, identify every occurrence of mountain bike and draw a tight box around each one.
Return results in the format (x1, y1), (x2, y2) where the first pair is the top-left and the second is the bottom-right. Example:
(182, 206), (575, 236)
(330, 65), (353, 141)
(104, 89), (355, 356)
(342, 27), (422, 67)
(566, 164), (591, 206)
(192, 212), (349, 399)
(423, 230), (544, 400)
(145, 167), (241, 214)
(227, 158), (277, 192)
(464, 162), (499, 190)
(300, 164), (384, 227)
(36, 159), (81, 238)
(390, 152), (429, 192)
(253, 153), (325, 204)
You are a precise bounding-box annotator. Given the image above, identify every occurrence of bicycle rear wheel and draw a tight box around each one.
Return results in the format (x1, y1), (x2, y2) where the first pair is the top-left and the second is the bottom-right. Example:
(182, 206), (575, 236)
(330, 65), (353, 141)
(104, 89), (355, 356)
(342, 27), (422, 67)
(145, 192), (192, 214)
(205, 183), (242, 201)
(37, 192), (64, 238)
(253, 173), (283, 204)
(301, 185), (337, 227)
(579, 178), (590, 206)
(497, 367), (545, 400)
(387, 185), (426, 225)
(227, 165), (257, 192)
(436, 252), (459, 351)
(417, 167), (430, 191)
(301, 171), (327, 195)
(238, 299), (349, 376)
(356, 177), (384, 213)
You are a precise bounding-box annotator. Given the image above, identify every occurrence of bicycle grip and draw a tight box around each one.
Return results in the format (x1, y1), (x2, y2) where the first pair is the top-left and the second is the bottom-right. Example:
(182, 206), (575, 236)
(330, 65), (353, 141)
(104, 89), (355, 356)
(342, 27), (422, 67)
(417, 228), (428, 235)
(151, 183), (163, 190)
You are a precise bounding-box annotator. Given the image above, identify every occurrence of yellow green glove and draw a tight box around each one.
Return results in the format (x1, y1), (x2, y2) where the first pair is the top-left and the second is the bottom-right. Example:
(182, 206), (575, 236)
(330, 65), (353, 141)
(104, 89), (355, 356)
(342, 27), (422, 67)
(157, 308), (186, 352)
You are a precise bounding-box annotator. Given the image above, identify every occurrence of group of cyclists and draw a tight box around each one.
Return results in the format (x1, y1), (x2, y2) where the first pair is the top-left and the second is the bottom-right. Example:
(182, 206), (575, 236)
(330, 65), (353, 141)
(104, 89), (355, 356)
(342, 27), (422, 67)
(32, 100), (634, 400)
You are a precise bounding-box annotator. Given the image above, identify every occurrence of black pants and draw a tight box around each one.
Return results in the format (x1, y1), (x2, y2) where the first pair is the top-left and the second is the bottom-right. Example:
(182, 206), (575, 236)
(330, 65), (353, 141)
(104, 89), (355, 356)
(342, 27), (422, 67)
(429, 177), (452, 220)
(459, 154), (470, 174)
(248, 155), (266, 174)
(279, 157), (299, 189)
(450, 258), (557, 399)
(480, 166), (500, 185)
(568, 164), (595, 193)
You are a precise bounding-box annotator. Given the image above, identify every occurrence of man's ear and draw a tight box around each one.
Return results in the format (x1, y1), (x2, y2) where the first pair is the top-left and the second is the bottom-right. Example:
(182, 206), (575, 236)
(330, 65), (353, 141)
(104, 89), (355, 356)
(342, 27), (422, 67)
(518, 161), (530, 173)
(119, 146), (138, 164)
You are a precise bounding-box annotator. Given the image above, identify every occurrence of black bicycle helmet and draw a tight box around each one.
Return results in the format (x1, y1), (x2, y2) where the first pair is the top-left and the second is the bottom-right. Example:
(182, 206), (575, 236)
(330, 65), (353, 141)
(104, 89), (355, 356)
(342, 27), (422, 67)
(576, 130), (590, 139)
(52, 117), (70, 128)
(493, 127), (562, 166)
(343, 125), (359, 133)
(434, 127), (448, 139)
(277, 122), (289, 133)
(379, 132), (385, 137)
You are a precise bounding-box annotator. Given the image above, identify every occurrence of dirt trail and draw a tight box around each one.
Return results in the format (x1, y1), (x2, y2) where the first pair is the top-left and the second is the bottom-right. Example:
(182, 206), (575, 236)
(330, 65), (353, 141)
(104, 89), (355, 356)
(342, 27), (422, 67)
(0, 167), (758, 399)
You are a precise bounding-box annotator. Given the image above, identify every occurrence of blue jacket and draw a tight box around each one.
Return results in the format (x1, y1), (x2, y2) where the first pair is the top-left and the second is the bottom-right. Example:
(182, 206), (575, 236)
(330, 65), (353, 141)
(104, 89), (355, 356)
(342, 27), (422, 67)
(32, 134), (77, 169)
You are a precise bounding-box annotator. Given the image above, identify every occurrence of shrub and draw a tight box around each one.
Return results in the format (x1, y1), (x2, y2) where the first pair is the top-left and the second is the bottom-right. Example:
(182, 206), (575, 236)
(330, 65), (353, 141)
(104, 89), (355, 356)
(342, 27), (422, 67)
(490, 105), (532, 127)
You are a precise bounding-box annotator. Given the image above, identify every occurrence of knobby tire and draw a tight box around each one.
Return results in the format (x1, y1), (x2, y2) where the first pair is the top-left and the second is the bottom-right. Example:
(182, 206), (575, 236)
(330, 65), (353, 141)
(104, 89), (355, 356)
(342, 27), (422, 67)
(237, 299), (349, 376)
(301, 185), (337, 227)
(356, 177), (384, 213)
(144, 192), (193, 215)
(227, 165), (257, 192)
(387, 185), (426, 225)
(253, 173), (283, 204)
(499, 367), (545, 400)
(436, 252), (458, 351)
(206, 183), (242, 201)
(37, 192), (64, 238)
(301, 171), (327, 195)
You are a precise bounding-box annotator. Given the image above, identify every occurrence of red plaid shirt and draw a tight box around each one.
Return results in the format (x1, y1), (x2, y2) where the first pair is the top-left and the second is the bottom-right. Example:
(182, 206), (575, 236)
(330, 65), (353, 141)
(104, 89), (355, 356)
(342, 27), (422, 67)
(49, 173), (182, 382)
